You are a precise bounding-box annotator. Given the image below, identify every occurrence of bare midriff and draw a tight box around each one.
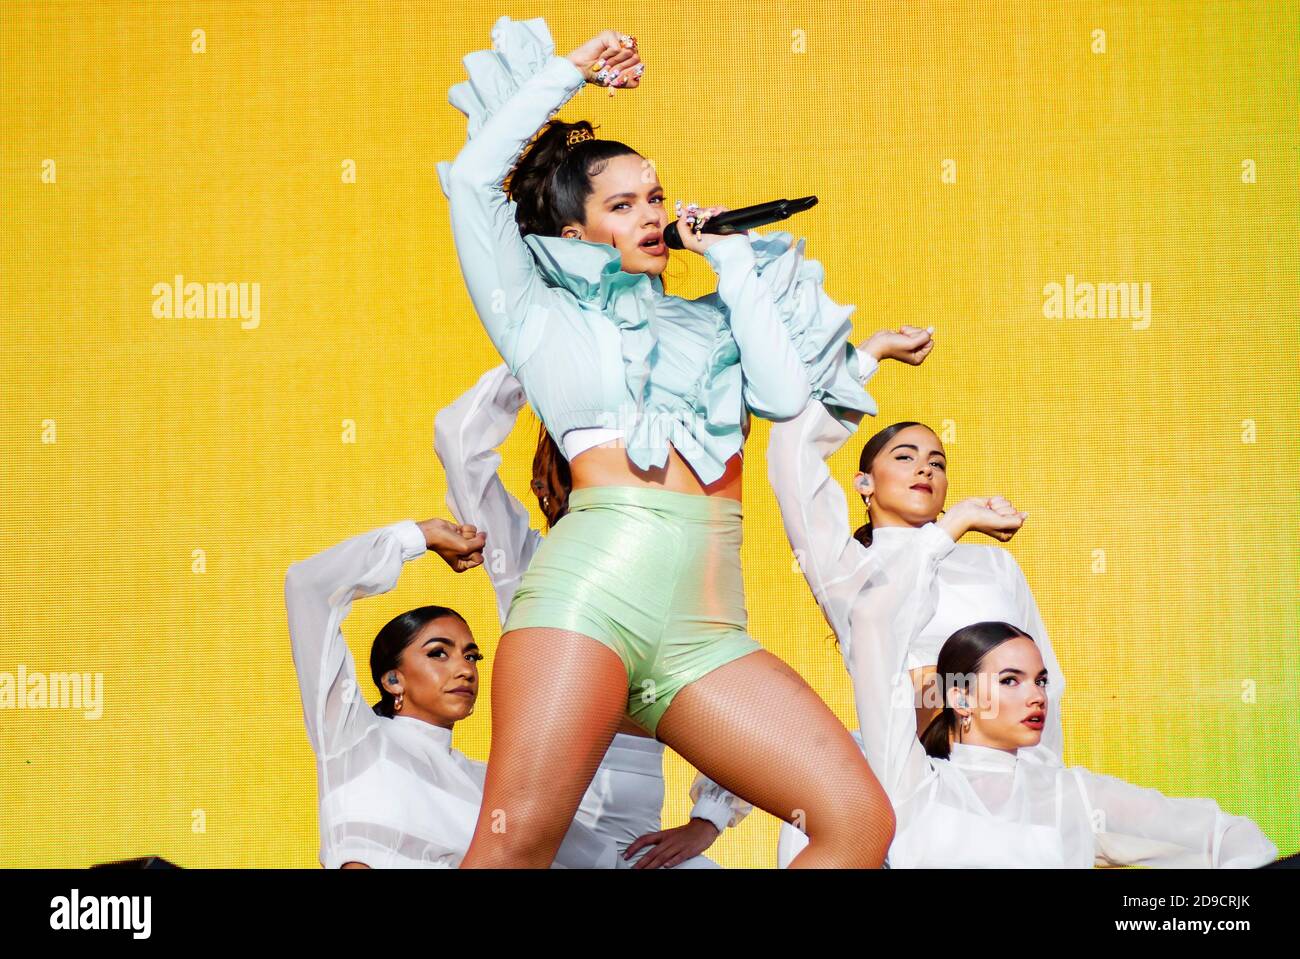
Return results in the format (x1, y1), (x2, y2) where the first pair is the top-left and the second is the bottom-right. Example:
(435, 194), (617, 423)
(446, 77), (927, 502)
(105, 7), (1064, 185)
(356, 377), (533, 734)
(569, 441), (743, 502)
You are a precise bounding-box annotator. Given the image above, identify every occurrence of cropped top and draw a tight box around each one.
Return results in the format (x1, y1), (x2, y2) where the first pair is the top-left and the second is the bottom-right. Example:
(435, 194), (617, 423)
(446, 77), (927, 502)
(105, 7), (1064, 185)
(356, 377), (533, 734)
(437, 15), (876, 485)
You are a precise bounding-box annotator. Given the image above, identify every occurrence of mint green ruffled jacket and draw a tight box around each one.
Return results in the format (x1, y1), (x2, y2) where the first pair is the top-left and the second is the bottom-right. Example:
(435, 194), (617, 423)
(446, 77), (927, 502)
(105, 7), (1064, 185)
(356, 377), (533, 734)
(437, 15), (875, 485)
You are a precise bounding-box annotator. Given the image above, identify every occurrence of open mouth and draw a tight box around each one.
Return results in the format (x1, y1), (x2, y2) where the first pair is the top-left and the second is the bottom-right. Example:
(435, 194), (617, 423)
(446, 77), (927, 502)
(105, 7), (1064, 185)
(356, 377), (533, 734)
(1022, 713), (1044, 728)
(639, 233), (666, 255)
(910, 484), (933, 493)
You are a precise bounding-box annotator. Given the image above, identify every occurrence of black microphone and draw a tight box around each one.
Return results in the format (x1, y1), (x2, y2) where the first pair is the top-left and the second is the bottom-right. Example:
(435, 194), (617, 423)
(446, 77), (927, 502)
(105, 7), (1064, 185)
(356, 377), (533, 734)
(663, 196), (818, 250)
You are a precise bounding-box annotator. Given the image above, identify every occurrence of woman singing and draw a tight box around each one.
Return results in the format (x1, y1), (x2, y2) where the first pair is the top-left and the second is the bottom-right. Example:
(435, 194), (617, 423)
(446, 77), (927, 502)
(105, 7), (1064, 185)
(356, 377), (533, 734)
(439, 16), (891, 866)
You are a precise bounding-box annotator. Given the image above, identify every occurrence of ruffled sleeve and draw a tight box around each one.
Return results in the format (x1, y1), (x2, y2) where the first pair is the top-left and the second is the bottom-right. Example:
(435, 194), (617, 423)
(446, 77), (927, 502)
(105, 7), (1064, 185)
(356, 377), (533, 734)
(745, 230), (878, 430)
(435, 16), (575, 196)
(437, 16), (588, 373)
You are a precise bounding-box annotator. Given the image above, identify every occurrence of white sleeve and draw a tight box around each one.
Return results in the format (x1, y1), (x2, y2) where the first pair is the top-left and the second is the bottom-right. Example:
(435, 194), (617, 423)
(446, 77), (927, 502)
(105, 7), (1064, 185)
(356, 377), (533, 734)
(776, 818), (810, 869)
(767, 395), (956, 804)
(688, 771), (754, 834)
(1005, 553), (1067, 765)
(766, 396), (876, 644)
(284, 521), (428, 758)
(845, 524), (958, 804)
(434, 364), (544, 624)
(1072, 767), (1278, 868)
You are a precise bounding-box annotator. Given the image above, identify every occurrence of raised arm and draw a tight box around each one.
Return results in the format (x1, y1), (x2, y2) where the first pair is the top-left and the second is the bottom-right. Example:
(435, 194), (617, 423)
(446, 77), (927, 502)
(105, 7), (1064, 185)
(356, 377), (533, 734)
(1070, 767), (1278, 868)
(437, 18), (589, 370)
(284, 521), (428, 758)
(844, 524), (958, 803)
(767, 394), (957, 803)
(765, 390), (877, 643)
(434, 364), (543, 623)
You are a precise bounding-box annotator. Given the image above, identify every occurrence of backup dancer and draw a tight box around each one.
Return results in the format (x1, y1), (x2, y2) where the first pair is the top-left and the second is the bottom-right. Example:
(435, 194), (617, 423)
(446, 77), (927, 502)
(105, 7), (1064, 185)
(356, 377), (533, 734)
(815, 326), (1066, 759)
(435, 365), (754, 868)
(285, 518), (618, 868)
(440, 16), (891, 866)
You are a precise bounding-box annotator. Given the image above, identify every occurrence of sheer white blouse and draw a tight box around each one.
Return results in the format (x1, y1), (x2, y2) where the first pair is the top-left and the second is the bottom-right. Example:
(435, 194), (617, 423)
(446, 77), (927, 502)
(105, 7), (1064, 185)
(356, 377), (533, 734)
(769, 397), (1278, 868)
(285, 520), (618, 868)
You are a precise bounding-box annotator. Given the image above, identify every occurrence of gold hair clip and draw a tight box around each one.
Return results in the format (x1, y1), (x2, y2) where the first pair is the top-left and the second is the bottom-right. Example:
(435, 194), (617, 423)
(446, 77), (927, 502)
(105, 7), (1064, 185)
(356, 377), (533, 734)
(566, 128), (596, 149)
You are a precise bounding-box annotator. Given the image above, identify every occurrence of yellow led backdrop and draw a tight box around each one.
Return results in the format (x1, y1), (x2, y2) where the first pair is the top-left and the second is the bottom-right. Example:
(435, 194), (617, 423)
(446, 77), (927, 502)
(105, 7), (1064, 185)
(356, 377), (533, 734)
(2, 1), (1296, 868)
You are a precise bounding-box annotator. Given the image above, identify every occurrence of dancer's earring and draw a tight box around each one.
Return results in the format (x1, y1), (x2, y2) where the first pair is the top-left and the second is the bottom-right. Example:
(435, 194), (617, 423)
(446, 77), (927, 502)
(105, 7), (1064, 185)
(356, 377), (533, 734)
(395, 692), (404, 713)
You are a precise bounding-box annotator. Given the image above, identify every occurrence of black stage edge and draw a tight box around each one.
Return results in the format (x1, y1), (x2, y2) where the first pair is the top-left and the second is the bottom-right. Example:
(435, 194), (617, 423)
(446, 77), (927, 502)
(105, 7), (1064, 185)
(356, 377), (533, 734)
(1, 862), (1294, 945)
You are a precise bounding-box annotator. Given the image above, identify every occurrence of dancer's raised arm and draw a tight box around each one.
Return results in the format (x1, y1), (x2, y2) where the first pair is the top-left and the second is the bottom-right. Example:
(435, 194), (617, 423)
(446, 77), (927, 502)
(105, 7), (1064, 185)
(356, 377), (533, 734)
(764, 352), (880, 644)
(435, 364), (542, 625)
(1004, 554), (1068, 763)
(285, 521), (430, 757)
(768, 395), (958, 800)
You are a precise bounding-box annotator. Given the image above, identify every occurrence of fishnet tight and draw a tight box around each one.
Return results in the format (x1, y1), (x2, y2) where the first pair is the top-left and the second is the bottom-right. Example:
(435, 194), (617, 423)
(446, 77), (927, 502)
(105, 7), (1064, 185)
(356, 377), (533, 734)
(459, 628), (894, 868)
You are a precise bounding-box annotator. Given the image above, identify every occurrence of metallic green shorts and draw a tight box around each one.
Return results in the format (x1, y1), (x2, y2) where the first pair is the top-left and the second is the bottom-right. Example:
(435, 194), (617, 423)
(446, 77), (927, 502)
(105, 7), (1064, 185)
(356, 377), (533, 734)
(502, 485), (764, 737)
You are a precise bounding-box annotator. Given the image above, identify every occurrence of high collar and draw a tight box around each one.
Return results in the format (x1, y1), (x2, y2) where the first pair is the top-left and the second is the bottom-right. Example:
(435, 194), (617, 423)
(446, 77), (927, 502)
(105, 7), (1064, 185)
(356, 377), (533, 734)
(523, 233), (665, 307)
(387, 715), (454, 754)
(869, 524), (929, 537)
(948, 741), (1019, 770)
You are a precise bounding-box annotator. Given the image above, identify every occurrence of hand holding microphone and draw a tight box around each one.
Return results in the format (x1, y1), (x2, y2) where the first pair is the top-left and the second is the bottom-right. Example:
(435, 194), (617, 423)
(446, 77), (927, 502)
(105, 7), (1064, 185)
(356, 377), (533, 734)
(666, 195), (820, 252)
(673, 202), (733, 255)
